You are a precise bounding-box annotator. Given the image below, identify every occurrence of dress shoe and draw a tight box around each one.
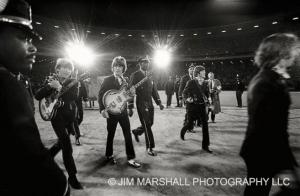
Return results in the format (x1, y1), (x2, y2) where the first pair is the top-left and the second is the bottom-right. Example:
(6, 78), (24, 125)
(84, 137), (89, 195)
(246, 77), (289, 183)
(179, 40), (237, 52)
(128, 159), (141, 168)
(147, 148), (157, 156)
(132, 131), (139, 142)
(75, 138), (81, 146)
(68, 175), (83, 189)
(106, 156), (117, 165)
(180, 129), (187, 140)
(202, 147), (213, 153)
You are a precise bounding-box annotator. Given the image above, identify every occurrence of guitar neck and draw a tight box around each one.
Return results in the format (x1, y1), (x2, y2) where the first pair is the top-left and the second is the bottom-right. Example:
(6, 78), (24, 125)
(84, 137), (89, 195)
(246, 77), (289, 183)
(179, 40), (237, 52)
(58, 80), (79, 98)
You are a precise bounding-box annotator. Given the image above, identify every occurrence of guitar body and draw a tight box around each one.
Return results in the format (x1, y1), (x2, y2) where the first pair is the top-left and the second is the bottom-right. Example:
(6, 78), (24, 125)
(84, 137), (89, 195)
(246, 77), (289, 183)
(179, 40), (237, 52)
(103, 85), (133, 115)
(39, 96), (63, 121)
(38, 73), (89, 121)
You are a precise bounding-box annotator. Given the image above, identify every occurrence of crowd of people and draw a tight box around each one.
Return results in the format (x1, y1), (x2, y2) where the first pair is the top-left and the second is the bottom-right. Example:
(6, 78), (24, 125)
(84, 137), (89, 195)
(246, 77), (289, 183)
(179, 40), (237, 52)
(1, 1), (299, 196)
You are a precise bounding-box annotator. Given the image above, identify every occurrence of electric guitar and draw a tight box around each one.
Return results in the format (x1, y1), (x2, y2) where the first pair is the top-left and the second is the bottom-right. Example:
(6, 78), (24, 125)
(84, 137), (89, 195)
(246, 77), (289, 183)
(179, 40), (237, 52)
(103, 73), (152, 115)
(39, 73), (89, 121)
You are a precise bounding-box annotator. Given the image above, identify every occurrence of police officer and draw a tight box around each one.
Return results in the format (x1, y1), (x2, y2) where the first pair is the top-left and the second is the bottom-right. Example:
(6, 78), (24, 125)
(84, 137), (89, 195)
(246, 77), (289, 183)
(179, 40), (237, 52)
(130, 56), (164, 156)
(0, 0), (69, 195)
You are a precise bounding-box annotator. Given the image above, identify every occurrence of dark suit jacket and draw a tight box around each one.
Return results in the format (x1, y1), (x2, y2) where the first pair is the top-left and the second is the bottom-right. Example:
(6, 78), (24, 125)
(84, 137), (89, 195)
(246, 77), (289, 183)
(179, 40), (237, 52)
(0, 68), (67, 196)
(182, 79), (209, 111)
(129, 70), (161, 109)
(98, 74), (130, 114)
(178, 74), (192, 99)
(240, 69), (297, 171)
(235, 79), (245, 92)
(174, 79), (180, 93)
(165, 80), (175, 95)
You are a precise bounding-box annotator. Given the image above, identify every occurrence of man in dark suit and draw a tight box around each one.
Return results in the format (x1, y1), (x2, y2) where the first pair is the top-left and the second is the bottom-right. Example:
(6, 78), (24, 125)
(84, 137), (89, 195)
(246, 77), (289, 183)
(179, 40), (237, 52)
(98, 56), (141, 168)
(178, 64), (194, 103)
(240, 33), (300, 195)
(235, 74), (245, 107)
(165, 75), (174, 108)
(179, 63), (197, 132)
(0, 0), (69, 195)
(174, 75), (181, 107)
(74, 75), (88, 146)
(180, 65), (212, 153)
(35, 58), (83, 189)
(130, 56), (164, 156)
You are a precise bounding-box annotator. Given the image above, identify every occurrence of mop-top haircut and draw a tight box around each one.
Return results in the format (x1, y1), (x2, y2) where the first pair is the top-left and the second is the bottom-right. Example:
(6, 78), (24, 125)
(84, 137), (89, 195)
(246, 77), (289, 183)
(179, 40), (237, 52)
(111, 56), (127, 73)
(55, 58), (74, 71)
(254, 33), (299, 69)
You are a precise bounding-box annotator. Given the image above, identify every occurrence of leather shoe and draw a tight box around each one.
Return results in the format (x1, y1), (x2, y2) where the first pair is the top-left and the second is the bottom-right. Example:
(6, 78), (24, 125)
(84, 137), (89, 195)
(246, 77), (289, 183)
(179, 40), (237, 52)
(128, 159), (141, 168)
(68, 175), (83, 189)
(202, 147), (213, 153)
(147, 148), (157, 156)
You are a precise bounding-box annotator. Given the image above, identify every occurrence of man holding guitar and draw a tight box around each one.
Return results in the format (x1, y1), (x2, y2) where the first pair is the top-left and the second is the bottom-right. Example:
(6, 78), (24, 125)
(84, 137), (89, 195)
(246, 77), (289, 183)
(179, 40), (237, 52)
(98, 56), (141, 168)
(35, 58), (83, 189)
(130, 56), (164, 156)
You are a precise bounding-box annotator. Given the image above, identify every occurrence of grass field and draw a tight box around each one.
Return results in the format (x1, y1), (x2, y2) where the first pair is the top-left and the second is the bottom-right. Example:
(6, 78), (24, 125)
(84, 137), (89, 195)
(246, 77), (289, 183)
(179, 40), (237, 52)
(35, 92), (300, 196)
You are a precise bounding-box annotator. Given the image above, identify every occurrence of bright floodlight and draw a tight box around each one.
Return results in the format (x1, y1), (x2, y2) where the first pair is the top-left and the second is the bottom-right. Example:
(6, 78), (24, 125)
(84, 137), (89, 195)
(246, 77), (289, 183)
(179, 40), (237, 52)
(153, 48), (171, 68)
(65, 41), (96, 66)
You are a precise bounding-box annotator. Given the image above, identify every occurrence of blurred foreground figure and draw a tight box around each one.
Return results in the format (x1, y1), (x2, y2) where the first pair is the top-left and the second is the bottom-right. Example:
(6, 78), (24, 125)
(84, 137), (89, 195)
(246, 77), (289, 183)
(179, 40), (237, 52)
(240, 33), (300, 196)
(0, 0), (69, 195)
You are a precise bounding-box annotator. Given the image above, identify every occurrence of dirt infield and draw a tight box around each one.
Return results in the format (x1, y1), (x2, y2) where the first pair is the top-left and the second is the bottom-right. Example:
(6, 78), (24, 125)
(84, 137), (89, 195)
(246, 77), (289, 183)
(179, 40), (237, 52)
(35, 101), (300, 196)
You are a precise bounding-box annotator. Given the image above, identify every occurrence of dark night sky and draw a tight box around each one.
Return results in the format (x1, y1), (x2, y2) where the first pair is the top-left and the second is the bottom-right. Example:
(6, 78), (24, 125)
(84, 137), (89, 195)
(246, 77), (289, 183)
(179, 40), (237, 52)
(28, 0), (300, 30)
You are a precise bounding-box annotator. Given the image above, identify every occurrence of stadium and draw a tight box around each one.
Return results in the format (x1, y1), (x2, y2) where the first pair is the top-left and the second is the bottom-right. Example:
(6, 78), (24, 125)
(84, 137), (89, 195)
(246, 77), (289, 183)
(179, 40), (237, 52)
(1, 0), (300, 196)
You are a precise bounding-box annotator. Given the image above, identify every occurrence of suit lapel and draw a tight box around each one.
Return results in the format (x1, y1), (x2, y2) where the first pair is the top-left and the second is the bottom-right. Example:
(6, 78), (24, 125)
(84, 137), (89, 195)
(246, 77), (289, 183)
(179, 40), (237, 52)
(111, 75), (120, 89)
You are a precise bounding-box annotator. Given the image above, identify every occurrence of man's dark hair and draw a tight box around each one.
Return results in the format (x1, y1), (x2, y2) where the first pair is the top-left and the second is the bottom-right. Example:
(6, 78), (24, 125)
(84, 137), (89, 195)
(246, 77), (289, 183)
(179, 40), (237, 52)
(254, 33), (299, 69)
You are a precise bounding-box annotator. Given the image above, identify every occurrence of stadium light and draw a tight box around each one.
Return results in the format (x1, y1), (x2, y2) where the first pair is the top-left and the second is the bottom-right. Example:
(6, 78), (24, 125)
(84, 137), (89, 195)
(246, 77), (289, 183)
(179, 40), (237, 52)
(65, 41), (96, 66)
(153, 47), (172, 69)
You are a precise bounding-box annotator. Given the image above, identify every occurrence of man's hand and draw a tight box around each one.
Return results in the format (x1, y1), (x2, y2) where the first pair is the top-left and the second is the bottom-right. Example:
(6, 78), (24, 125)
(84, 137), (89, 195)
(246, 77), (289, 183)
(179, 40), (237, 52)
(186, 97), (193, 103)
(128, 108), (133, 117)
(159, 104), (164, 110)
(101, 110), (109, 118)
(48, 80), (62, 92)
(208, 97), (212, 104)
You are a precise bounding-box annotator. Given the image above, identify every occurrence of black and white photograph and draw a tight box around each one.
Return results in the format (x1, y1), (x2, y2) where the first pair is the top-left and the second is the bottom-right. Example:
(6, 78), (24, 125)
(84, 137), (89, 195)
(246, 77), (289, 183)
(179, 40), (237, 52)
(1, 0), (300, 195)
